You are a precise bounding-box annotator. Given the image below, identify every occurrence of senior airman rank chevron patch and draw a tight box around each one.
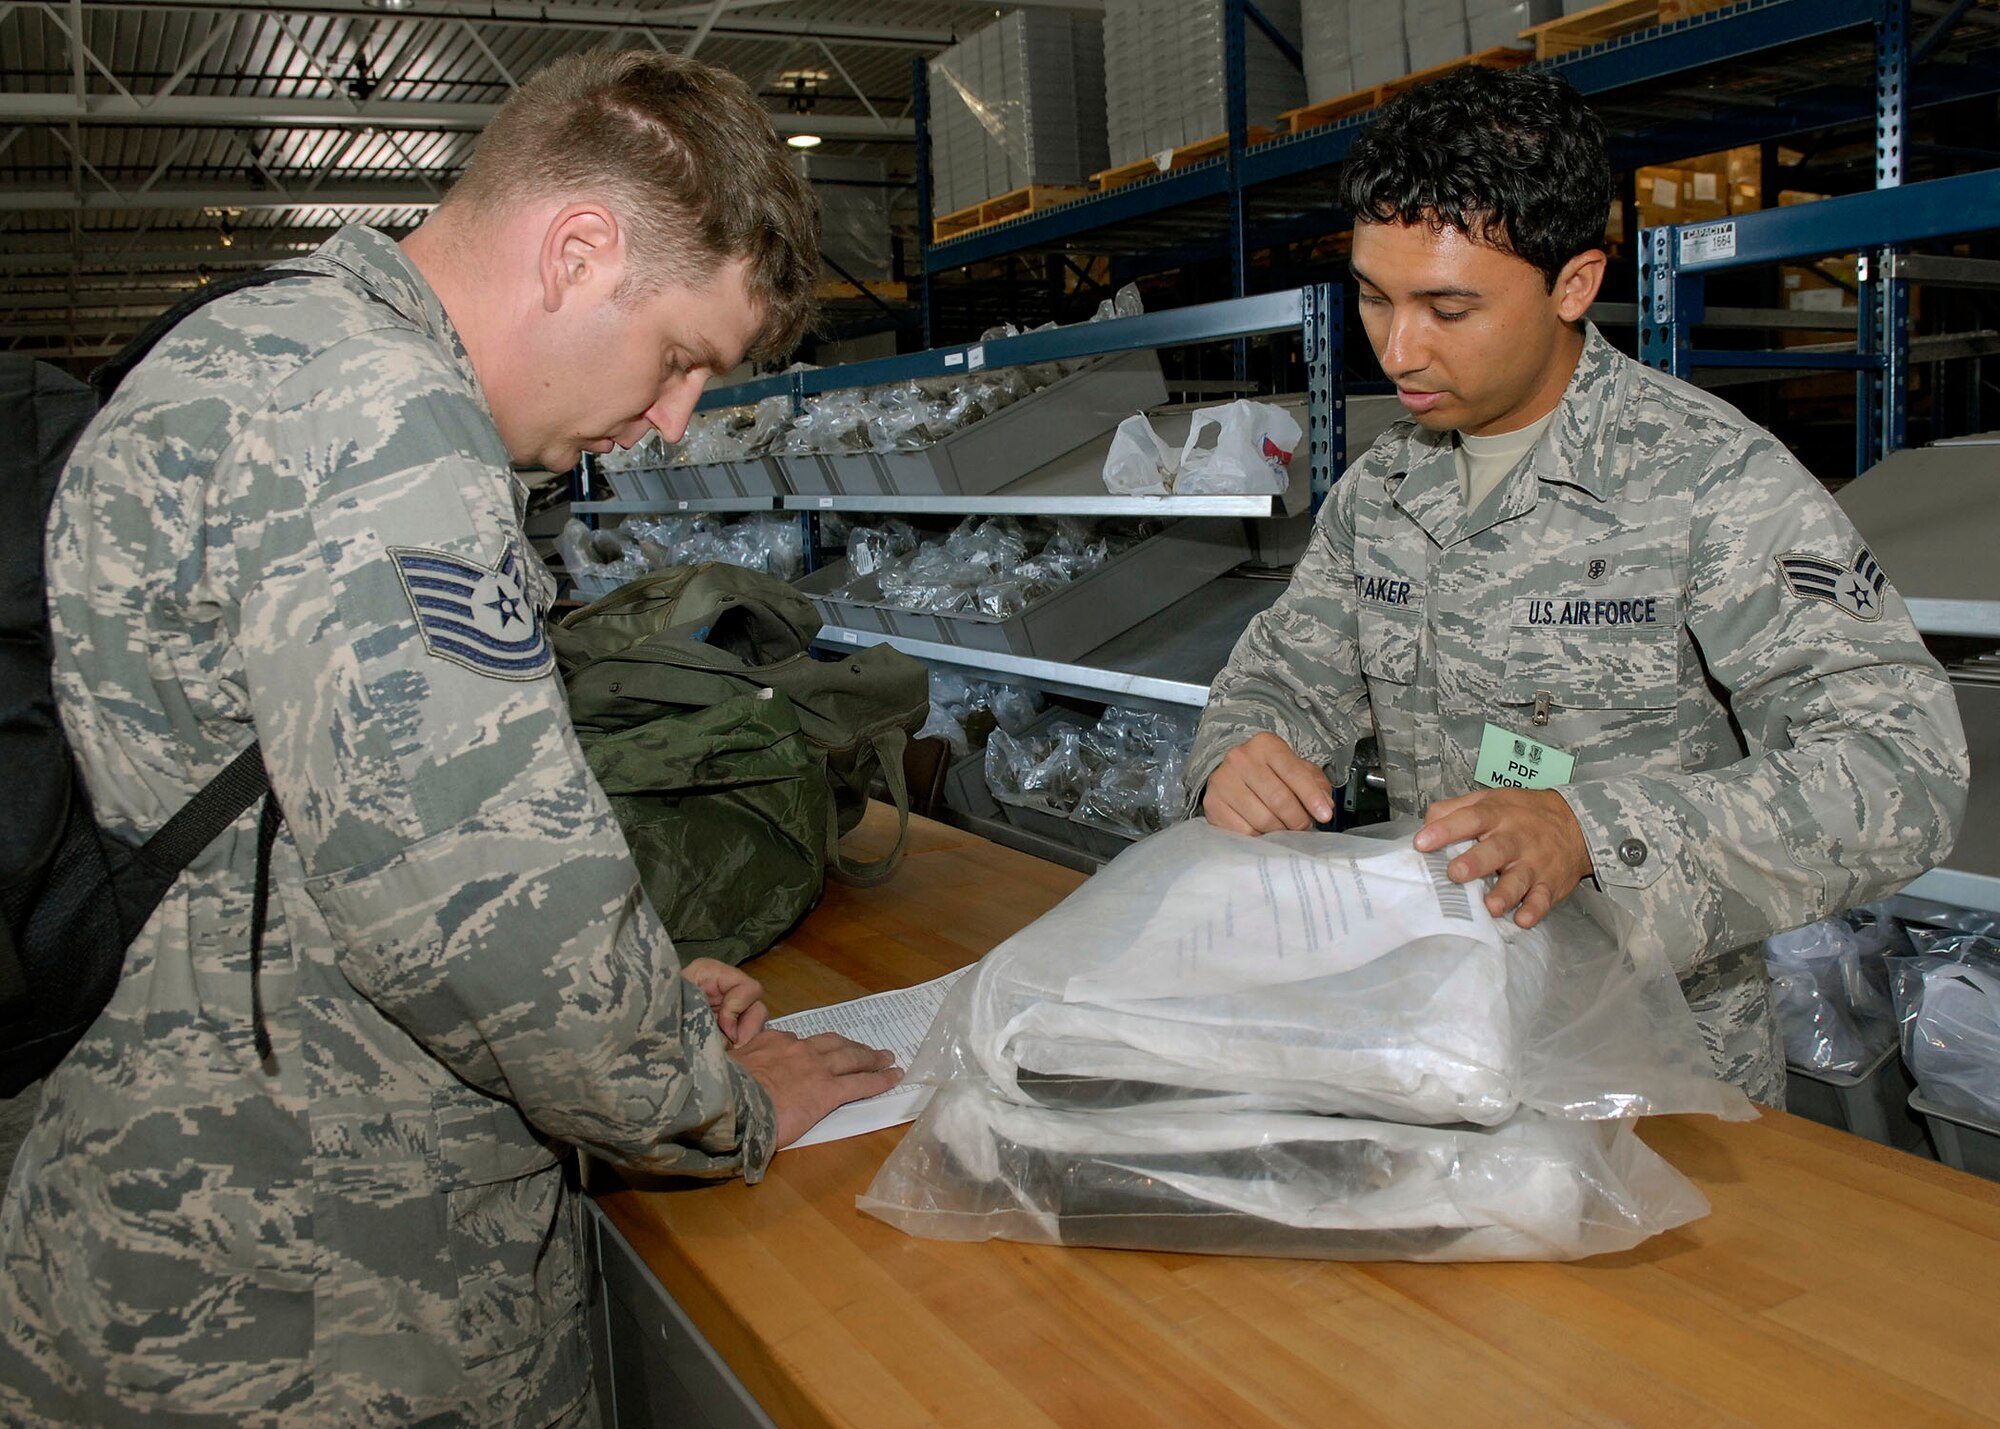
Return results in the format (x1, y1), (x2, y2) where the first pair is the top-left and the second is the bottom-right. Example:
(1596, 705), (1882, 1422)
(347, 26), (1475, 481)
(389, 543), (555, 680)
(1775, 546), (1887, 622)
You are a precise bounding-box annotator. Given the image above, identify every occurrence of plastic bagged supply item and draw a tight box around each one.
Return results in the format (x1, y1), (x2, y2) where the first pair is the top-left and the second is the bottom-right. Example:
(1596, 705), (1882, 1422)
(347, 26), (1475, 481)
(1103, 413), (1176, 496)
(1102, 400), (1302, 497)
(846, 519), (921, 578)
(859, 1085), (1710, 1262)
(1763, 914), (1898, 1073)
(624, 512), (804, 581)
(558, 518), (649, 588)
(1173, 400), (1302, 496)
(1892, 934), (2000, 1123)
(918, 674), (1045, 758)
(600, 428), (670, 471)
(909, 820), (1749, 1126)
(843, 516), (1161, 619)
(1092, 282), (1146, 326)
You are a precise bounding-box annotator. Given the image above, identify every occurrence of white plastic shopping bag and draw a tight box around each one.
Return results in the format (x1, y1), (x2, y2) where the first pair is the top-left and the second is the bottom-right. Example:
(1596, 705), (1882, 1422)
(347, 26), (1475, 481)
(1101, 412), (1176, 495)
(1173, 399), (1301, 495)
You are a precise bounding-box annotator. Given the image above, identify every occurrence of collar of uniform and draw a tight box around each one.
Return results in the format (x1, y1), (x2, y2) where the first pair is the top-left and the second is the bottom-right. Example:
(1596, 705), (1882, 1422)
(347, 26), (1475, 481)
(1386, 324), (1624, 544)
(1528, 322), (1625, 504)
(307, 223), (486, 405)
(1384, 423), (1464, 544)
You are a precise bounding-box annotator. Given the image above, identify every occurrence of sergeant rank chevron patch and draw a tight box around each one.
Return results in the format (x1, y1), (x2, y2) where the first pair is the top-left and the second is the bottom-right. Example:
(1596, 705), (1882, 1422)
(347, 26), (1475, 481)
(389, 543), (554, 680)
(1775, 546), (1887, 622)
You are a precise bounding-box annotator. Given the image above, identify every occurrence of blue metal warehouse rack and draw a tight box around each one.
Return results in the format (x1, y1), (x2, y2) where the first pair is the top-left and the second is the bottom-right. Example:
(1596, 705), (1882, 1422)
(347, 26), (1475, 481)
(911, 0), (2000, 474)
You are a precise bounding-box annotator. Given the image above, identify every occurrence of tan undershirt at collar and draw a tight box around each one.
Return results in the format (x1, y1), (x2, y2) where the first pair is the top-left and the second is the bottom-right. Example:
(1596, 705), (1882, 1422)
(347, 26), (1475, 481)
(1455, 407), (1559, 511)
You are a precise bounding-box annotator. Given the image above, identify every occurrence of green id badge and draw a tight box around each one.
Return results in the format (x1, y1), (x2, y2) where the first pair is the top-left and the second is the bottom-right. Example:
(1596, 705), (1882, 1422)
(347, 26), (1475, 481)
(1474, 722), (1576, 790)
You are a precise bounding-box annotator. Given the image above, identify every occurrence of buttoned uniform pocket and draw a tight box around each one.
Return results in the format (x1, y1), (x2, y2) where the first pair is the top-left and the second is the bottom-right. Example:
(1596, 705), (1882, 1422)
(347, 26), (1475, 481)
(1357, 607), (1423, 807)
(1500, 593), (1682, 780)
(432, 1085), (583, 1368)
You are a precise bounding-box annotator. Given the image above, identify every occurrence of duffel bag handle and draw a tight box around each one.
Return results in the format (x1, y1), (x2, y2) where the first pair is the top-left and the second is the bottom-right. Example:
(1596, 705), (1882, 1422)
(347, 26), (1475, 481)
(826, 726), (911, 888)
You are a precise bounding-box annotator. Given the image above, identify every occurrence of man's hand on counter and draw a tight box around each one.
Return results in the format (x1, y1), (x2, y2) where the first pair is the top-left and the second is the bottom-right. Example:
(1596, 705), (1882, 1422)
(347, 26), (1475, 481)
(680, 957), (770, 1046)
(730, 1030), (902, 1148)
(1202, 731), (1336, 834)
(1414, 787), (1594, 929)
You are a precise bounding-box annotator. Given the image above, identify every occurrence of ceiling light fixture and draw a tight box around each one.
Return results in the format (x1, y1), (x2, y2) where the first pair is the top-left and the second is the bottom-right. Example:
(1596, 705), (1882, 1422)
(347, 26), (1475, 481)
(786, 133), (822, 150)
(363, 0), (415, 11)
(218, 216), (235, 248)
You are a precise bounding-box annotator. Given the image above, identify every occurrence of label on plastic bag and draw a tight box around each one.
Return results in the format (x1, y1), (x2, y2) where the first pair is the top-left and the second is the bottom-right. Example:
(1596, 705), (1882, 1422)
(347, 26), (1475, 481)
(1062, 842), (1498, 1006)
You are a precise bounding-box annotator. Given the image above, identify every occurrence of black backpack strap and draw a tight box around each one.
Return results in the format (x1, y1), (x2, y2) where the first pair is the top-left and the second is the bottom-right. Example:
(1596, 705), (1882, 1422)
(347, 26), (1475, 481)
(249, 790), (283, 1066)
(90, 268), (314, 404)
(113, 742), (271, 945)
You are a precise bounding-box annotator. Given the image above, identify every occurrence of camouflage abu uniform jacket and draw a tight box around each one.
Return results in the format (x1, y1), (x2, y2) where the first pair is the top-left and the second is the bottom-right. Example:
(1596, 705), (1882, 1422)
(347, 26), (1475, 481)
(1187, 325), (1968, 1104)
(0, 225), (775, 1427)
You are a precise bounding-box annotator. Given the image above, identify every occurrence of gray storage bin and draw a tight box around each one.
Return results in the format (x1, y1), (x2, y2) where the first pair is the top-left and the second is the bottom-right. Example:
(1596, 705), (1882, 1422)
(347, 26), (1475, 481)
(782, 351), (1168, 497)
(604, 468), (653, 503)
(1909, 1092), (2000, 1182)
(961, 706), (1142, 862)
(798, 519), (1252, 662)
(1786, 1044), (1931, 1152)
(650, 457), (787, 500)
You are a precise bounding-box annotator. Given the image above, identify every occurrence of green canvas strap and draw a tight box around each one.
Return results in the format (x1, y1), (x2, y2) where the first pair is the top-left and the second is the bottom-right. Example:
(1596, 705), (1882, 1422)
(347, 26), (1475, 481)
(825, 726), (911, 889)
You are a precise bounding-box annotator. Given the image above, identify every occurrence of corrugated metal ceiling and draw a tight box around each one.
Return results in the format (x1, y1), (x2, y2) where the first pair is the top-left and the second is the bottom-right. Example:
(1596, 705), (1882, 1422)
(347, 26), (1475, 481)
(1, 0), (1033, 354)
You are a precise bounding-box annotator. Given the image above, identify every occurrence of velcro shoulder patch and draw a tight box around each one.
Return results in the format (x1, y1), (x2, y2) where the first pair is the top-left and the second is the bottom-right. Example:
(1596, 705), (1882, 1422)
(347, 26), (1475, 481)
(389, 543), (555, 680)
(1775, 546), (1886, 622)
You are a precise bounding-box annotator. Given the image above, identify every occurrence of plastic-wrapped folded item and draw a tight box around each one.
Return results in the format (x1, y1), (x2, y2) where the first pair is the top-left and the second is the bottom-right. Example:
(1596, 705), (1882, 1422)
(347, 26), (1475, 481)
(858, 1085), (1710, 1262)
(1892, 932), (2000, 1124)
(1763, 913), (1898, 1074)
(911, 820), (1749, 1126)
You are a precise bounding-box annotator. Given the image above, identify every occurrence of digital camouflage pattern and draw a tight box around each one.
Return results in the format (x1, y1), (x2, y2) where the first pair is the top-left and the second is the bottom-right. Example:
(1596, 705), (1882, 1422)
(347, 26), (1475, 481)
(1189, 325), (1969, 1105)
(0, 224), (775, 1426)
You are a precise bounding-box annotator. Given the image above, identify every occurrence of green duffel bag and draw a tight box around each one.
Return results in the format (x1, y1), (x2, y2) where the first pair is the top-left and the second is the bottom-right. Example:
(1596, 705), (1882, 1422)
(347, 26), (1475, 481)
(582, 692), (831, 967)
(555, 563), (931, 964)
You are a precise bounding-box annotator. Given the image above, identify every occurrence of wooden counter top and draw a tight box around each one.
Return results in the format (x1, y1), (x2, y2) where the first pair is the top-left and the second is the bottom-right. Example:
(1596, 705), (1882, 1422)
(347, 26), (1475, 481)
(596, 805), (2000, 1428)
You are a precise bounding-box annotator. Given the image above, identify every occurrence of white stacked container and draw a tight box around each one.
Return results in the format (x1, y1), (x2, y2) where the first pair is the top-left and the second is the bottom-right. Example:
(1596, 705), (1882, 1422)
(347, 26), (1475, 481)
(1103, 0), (1306, 166)
(927, 10), (1108, 218)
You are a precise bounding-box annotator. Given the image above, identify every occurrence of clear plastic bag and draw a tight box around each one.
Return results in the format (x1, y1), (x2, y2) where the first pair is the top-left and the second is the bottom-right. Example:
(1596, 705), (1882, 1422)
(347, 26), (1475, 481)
(1892, 934), (2000, 1123)
(558, 517), (649, 588)
(859, 1084), (1709, 1263)
(1762, 915), (1898, 1073)
(908, 820), (1749, 1127)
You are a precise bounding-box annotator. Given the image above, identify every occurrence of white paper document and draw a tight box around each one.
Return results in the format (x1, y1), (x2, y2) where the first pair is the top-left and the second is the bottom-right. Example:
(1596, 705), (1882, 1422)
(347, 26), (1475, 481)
(770, 967), (968, 1150)
(1064, 842), (1498, 1006)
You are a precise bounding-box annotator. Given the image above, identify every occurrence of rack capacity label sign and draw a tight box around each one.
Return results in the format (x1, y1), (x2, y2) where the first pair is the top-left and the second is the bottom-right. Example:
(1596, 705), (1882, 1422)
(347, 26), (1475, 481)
(1679, 221), (1738, 266)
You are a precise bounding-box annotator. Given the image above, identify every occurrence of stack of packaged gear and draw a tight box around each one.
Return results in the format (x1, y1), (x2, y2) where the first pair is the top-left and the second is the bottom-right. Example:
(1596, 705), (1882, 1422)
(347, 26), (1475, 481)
(599, 393), (796, 470)
(1762, 906), (1907, 1075)
(558, 512), (805, 588)
(918, 671), (1044, 759)
(861, 820), (1752, 1261)
(777, 288), (1144, 460)
(985, 705), (1196, 841)
(832, 514), (1164, 622)
(1891, 924), (2000, 1126)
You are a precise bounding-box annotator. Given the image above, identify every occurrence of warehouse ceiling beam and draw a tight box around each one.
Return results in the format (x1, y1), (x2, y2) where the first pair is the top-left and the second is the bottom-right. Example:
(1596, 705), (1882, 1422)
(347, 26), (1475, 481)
(2, 182), (439, 209)
(0, 95), (914, 137)
(681, 0), (729, 57)
(45, 0), (954, 48)
(0, 244), (323, 269)
(815, 37), (892, 134)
